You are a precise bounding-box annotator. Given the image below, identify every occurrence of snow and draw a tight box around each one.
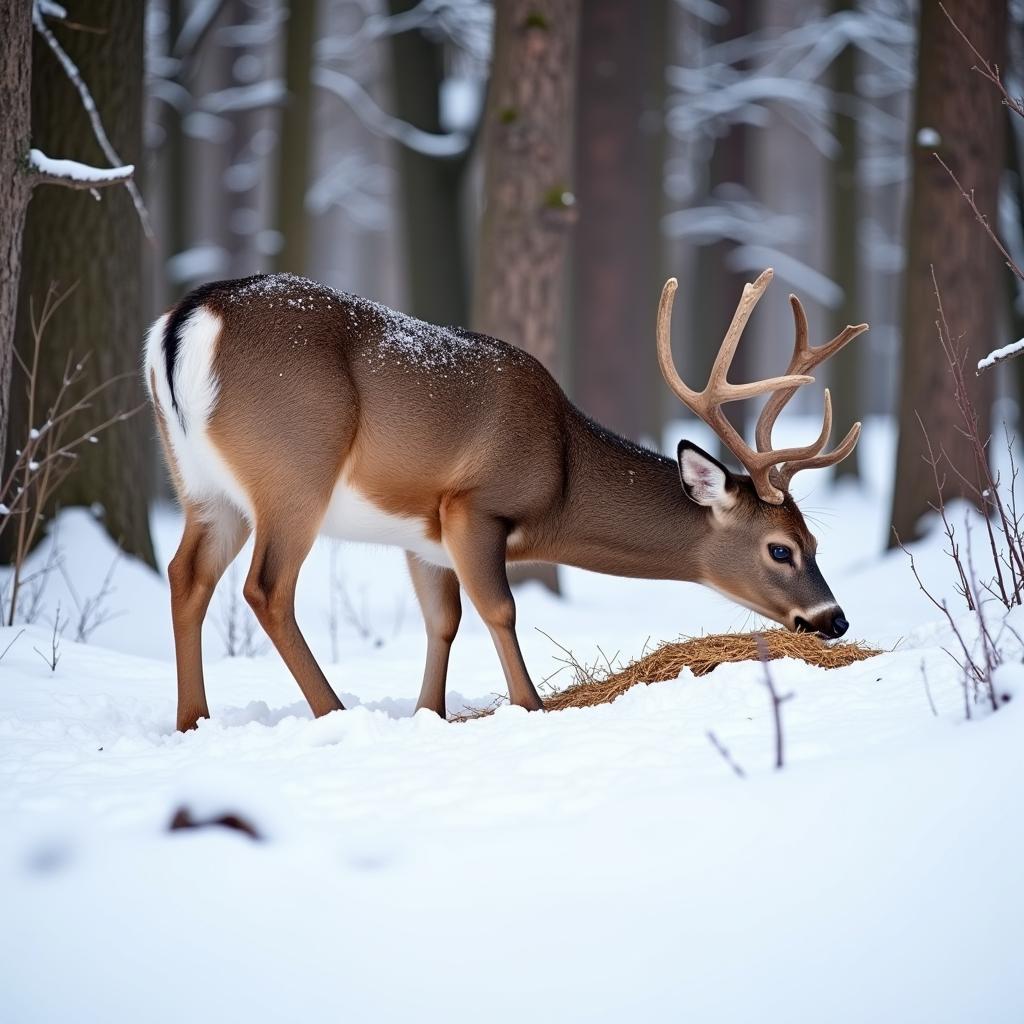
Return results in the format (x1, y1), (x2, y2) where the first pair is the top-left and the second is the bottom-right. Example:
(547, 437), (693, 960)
(28, 148), (133, 185)
(916, 126), (942, 147)
(2, 427), (1023, 1022)
(978, 336), (1024, 372)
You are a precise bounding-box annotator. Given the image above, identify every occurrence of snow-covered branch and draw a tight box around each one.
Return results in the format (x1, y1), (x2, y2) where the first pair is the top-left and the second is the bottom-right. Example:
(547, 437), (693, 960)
(32, 0), (151, 234)
(27, 149), (134, 191)
(977, 339), (1024, 374)
(312, 67), (469, 158)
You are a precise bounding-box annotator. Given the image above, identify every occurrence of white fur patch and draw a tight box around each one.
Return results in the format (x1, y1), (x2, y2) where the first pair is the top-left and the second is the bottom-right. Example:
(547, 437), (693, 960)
(321, 479), (452, 568)
(144, 307), (253, 520)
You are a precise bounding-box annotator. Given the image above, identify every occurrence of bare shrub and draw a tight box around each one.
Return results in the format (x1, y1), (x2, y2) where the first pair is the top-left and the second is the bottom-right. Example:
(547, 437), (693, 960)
(897, 273), (1024, 716)
(1, 283), (141, 626)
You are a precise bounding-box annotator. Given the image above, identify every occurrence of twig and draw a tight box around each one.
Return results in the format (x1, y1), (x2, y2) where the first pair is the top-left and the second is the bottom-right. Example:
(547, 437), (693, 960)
(706, 730), (746, 779)
(33, 602), (65, 672)
(0, 629), (25, 662)
(755, 633), (793, 769)
(920, 659), (938, 717)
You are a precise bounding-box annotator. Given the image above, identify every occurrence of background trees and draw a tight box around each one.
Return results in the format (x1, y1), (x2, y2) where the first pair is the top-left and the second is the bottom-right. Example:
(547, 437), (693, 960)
(12, 0), (154, 565)
(3, 0), (1024, 582)
(891, 0), (1007, 544)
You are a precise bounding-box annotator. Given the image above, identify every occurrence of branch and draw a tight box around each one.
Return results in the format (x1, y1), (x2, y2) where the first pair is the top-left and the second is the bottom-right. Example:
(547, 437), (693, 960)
(312, 66), (469, 158)
(32, 1), (152, 235)
(27, 149), (134, 191)
(939, 2), (1024, 120)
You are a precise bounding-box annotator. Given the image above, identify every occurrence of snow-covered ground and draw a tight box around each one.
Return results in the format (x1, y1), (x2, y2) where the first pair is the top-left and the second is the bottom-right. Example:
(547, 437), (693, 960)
(1, 418), (1022, 1023)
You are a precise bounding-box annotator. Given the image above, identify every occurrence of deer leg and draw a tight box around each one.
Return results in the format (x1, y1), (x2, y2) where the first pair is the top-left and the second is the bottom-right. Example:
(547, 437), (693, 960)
(243, 521), (344, 718)
(441, 506), (544, 711)
(406, 553), (461, 717)
(168, 503), (250, 731)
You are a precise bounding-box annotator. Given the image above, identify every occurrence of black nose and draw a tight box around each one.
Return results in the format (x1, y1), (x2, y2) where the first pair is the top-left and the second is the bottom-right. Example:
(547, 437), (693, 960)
(831, 613), (849, 638)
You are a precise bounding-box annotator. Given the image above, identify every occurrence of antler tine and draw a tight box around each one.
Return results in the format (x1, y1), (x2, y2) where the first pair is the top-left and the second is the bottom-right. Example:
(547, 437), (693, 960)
(656, 277), (695, 403)
(708, 269), (775, 390)
(778, 421), (862, 491)
(755, 294), (869, 455)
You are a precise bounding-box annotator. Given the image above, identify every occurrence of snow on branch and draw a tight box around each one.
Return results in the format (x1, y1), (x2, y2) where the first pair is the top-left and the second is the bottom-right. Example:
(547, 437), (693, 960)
(28, 149), (134, 191)
(32, 1), (152, 235)
(977, 339), (1024, 375)
(312, 67), (469, 158)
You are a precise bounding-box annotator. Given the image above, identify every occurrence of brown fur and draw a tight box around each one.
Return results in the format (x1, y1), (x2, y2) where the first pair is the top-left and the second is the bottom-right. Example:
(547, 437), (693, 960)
(152, 274), (847, 729)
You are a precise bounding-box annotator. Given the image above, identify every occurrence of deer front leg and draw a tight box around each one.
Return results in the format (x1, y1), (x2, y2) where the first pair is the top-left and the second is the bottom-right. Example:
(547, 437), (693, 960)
(441, 504), (544, 711)
(168, 503), (250, 731)
(406, 553), (462, 717)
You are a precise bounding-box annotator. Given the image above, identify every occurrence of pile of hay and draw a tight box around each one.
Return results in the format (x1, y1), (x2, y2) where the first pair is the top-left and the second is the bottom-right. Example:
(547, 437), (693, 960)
(454, 629), (880, 720)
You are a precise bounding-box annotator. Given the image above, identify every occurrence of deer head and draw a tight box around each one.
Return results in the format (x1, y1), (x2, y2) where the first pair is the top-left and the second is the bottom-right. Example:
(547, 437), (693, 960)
(657, 269), (868, 638)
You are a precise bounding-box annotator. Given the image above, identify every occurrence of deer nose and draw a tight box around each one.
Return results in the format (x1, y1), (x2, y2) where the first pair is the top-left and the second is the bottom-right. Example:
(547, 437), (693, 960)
(831, 612), (849, 638)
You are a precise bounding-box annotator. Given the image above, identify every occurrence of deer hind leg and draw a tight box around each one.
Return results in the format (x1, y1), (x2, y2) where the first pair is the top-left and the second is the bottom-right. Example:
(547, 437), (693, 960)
(168, 502), (250, 732)
(406, 553), (461, 718)
(441, 504), (544, 711)
(243, 512), (344, 719)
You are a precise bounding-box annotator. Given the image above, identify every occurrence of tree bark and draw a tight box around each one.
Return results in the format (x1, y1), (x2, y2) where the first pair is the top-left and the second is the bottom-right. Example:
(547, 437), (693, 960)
(12, 0), (155, 566)
(691, 0), (754, 457)
(890, 0), (1006, 545)
(829, 0), (861, 481)
(387, 0), (469, 326)
(273, 0), (316, 274)
(473, 0), (581, 592)
(0, 0), (34, 473)
(473, 0), (581, 376)
(571, 0), (666, 443)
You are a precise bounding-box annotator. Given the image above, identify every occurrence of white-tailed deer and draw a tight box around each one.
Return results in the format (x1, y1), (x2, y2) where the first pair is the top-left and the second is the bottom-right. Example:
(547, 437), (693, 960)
(144, 268), (866, 731)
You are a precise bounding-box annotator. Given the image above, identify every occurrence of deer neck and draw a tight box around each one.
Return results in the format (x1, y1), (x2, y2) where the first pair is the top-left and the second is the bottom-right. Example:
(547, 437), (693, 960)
(547, 412), (711, 582)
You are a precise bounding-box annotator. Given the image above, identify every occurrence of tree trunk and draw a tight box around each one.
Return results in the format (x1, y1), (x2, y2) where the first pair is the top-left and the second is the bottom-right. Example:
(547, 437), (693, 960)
(691, 0), (754, 457)
(829, 0), (861, 481)
(571, 0), (666, 443)
(890, 0), (1006, 545)
(0, 0), (34, 473)
(13, 0), (155, 566)
(387, 0), (469, 326)
(473, 0), (581, 592)
(273, 0), (316, 275)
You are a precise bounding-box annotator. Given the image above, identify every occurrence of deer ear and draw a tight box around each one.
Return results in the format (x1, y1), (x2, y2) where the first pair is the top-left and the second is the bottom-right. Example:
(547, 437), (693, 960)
(677, 440), (735, 509)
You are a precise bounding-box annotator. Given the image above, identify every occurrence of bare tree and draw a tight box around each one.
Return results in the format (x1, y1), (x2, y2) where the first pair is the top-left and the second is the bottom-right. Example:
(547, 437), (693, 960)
(572, 0), (667, 443)
(274, 0), (316, 274)
(829, 0), (862, 480)
(890, 0), (1007, 544)
(11, 0), (154, 565)
(386, 0), (470, 326)
(0, 0), (132, 473)
(473, 0), (581, 592)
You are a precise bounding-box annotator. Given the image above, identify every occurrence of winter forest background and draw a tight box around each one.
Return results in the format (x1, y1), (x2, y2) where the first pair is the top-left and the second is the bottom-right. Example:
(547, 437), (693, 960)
(1, 0), (1019, 564)
(4, 2), (1024, 1022)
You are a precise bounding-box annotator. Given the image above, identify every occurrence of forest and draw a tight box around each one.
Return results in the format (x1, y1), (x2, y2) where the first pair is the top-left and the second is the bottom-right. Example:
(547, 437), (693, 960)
(1, 2), (1022, 1022)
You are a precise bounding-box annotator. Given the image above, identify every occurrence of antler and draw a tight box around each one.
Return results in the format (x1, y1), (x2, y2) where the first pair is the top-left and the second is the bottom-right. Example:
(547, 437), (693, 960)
(755, 294), (868, 494)
(657, 269), (868, 504)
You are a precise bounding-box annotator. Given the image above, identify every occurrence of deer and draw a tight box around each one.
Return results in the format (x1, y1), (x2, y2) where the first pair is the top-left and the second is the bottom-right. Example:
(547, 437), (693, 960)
(143, 267), (866, 731)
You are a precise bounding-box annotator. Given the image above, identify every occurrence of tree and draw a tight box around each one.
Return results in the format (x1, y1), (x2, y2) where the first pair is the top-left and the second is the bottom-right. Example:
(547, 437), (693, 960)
(571, 0), (667, 443)
(0, 0), (133, 478)
(274, 0), (316, 274)
(11, 0), (153, 565)
(473, 0), (581, 592)
(690, 0), (757, 453)
(0, 0), (34, 471)
(829, 0), (861, 481)
(386, 0), (470, 326)
(890, 0), (1006, 545)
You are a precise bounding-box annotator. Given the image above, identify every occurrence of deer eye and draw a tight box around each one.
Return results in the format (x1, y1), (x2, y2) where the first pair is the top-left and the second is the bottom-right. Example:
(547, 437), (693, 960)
(769, 543), (792, 564)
